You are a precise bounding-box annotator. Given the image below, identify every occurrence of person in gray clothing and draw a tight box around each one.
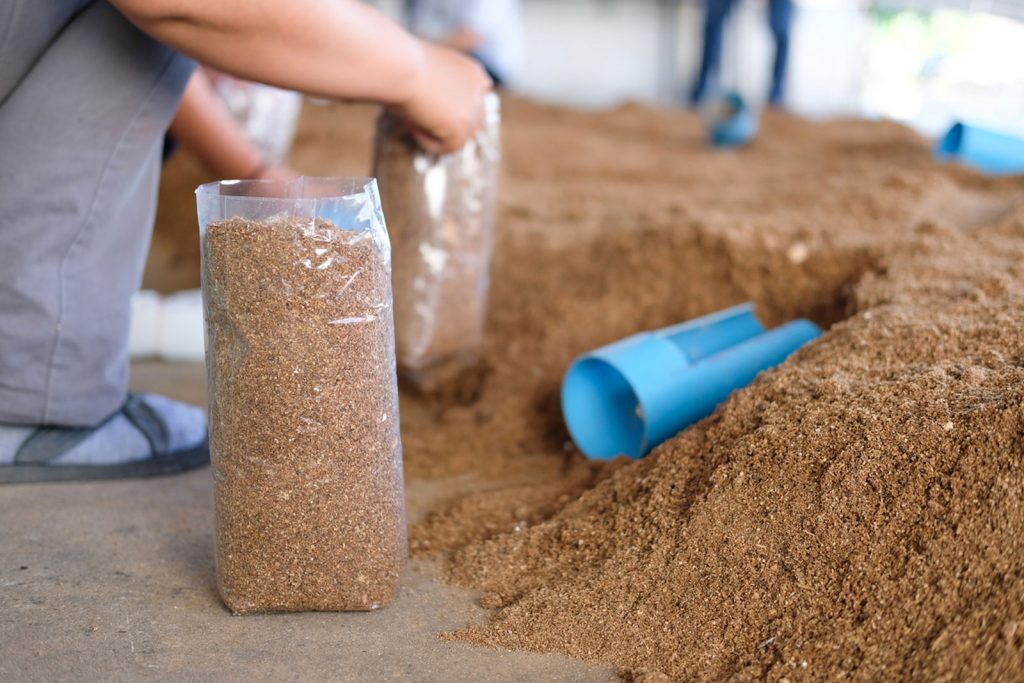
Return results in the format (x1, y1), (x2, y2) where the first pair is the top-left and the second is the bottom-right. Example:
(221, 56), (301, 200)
(0, 0), (491, 483)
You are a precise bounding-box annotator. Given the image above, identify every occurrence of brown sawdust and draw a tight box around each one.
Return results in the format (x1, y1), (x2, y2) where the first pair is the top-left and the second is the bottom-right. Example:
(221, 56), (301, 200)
(204, 216), (405, 614)
(151, 98), (1024, 680)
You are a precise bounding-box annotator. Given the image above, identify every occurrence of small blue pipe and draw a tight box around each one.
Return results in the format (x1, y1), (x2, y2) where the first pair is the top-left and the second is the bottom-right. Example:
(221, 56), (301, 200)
(935, 122), (1024, 176)
(710, 92), (758, 148)
(562, 306), (820, 460)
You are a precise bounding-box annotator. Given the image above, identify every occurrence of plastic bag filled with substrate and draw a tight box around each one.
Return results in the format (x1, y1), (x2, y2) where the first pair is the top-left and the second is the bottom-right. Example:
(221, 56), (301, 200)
(197, 177), (406, 614)
(372, 94), (500, 391)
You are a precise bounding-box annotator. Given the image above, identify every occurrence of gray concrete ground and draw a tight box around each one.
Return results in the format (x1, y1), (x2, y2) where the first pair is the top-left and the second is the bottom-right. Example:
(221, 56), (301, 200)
(0, 362), (616, 683)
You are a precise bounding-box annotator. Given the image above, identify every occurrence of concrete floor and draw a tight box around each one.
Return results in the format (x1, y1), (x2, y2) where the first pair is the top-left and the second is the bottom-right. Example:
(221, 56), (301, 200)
(0, 362), (616, 682)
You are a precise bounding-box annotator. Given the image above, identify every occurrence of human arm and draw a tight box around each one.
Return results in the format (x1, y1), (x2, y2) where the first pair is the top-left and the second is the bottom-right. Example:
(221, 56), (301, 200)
(443, 28), (484, 53)
(110, 0), (491, 152)
(168, 70), (294, 180)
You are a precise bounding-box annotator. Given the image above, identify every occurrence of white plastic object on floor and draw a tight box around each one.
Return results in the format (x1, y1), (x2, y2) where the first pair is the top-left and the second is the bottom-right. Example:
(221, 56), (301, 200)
(129, 289), (206, 362)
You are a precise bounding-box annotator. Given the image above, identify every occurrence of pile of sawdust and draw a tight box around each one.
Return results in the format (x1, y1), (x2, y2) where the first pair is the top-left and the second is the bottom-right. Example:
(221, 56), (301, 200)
(403, 103), (1024, 680)
(428, 211), (1024, 680)
(149, 98), (1024, 680)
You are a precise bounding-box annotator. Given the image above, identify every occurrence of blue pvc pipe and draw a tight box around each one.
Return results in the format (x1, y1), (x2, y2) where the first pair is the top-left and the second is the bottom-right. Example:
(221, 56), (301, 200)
(643, 319), (819, 449)
(562, 308), (820, 460)
(710, 92), (758, 148)
(660, 302), (764, 361)
(935, 122), (1024, 176)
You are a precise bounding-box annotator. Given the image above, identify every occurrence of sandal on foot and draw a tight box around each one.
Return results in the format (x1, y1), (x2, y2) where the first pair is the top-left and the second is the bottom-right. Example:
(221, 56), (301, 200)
(0, 393), (209, 484)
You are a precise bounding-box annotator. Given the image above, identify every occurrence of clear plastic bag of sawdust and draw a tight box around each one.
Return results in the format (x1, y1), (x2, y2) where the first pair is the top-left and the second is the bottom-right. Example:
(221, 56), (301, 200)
(196, 177), (406, 614)
(372, 94), (501, 392)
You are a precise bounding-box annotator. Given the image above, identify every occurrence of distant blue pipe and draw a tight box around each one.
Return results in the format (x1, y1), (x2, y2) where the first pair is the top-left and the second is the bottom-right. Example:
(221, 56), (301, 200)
(710, 92), (758, 148)
(935, 122), (1024, 176)
(562, 305), (820, 460)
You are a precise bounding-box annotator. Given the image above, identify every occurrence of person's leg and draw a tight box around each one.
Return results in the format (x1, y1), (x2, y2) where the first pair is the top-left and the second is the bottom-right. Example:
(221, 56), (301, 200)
(690, 0), (735, 105)
(767, 0), (794, 106)
(0, 2), (206, 480)
(0, 1), (193, 426)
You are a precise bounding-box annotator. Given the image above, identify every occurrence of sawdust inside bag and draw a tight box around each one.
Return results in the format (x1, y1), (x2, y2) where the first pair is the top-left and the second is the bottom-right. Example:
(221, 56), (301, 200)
(197, 178), (406, 615)
(373, 94), (501, 392)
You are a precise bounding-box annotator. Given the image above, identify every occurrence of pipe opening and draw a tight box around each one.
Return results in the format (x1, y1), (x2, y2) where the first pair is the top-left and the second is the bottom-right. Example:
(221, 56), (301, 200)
(938, 122), (964, 157)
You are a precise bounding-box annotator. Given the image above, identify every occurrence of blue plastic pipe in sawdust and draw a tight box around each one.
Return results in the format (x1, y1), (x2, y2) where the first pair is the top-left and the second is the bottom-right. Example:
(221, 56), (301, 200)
(935, 122), (1024, 176)
(710, 92), (758, 148)
(562, 303), (821, 460)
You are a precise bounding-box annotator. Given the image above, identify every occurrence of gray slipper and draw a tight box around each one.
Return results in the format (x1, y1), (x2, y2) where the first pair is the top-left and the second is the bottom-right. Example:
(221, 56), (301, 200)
(0, 394), (209, 484)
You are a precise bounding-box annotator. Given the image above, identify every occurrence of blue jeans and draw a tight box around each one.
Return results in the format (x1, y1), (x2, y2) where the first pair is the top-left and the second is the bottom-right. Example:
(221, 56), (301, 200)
(690, 0), (794, 106)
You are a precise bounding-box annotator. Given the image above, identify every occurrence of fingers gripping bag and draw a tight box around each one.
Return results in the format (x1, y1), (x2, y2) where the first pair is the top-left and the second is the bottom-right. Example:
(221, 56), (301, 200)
(372, 94), (501, 392)
(196, 177), (407, 614)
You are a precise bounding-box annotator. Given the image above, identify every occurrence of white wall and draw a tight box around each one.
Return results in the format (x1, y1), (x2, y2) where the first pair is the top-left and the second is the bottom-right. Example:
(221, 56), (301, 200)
(515, 1), (666, 108)
(777, 1), (873, 117)
(368, 0), (872, 116)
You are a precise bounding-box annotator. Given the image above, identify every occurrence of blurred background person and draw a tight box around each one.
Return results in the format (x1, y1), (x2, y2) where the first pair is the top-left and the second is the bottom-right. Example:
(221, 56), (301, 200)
(690, 0), (795, 107)
(407, 0), (525, 88)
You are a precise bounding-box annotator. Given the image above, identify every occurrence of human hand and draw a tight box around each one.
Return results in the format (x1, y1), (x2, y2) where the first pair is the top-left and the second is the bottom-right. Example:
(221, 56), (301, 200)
(393, 41), (492, 155)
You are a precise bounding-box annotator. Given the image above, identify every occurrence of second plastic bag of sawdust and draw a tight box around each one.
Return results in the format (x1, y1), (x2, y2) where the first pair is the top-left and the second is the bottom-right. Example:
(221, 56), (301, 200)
(373, 94), (500, 392)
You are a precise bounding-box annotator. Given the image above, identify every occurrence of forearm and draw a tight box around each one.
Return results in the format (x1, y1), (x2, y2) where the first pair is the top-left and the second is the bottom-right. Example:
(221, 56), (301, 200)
(443, 28), (483, 54)
(169, 71), (262, 179)
(112, 0), (425, 105)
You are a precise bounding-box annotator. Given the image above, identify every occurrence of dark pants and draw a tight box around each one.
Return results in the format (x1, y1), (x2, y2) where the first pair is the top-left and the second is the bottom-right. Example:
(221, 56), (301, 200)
(690, 0), (794, 106)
